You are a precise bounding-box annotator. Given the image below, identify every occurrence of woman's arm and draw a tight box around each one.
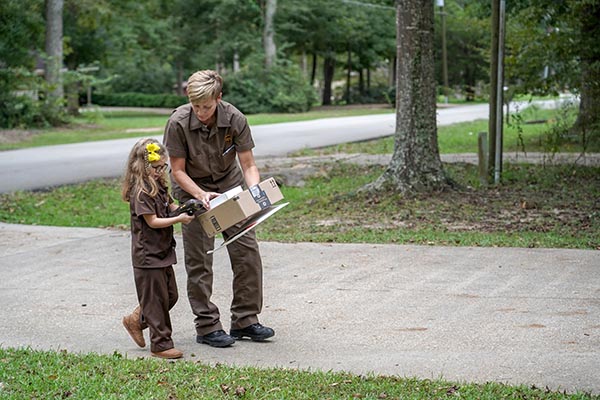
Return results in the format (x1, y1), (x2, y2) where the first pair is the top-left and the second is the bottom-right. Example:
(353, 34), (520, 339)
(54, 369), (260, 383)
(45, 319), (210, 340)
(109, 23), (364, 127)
(170, 156), (219, 209)
(237, 149), (260, 187)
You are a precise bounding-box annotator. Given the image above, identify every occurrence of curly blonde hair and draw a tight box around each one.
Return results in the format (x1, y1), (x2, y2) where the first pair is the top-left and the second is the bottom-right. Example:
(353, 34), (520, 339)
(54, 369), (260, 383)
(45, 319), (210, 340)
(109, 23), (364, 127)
(187, 70), (223, 104)
(121, 138), (169, 202)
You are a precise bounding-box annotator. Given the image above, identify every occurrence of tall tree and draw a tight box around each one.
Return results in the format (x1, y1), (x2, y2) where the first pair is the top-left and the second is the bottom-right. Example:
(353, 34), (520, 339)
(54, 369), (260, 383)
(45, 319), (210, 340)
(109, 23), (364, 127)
(0, 0), (46, 128)
(433, 1), (489, 91)
(263, 0), (277, 68)
(277, 0), (349, 105)
(365, 0), (448, 193)
(572, 1), (600, 137)
(45, 0), (64, 102)
(101, 0), (182, 93)
(62, 0), (112, 114)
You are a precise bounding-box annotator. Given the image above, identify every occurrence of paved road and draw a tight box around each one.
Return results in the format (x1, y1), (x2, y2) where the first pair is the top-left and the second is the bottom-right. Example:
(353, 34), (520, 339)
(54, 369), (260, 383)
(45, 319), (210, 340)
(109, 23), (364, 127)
(0, 112), (400, 193)
(0, 100), (571, 193)
(0, 222), (598, 394)
(0, 106), (441, 193)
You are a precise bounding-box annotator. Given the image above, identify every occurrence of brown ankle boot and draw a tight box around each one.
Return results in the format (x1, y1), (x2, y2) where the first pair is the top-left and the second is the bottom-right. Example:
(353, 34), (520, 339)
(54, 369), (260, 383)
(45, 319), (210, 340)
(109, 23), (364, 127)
(151, 348), (183, 359)
(122, 306), (146, 348)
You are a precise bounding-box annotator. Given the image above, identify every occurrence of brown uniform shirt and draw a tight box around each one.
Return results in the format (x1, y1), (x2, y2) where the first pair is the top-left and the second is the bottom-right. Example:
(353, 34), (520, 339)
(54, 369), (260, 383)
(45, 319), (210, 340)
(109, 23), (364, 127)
(129, 186), (176, 268)
(163, 101), (255, 198)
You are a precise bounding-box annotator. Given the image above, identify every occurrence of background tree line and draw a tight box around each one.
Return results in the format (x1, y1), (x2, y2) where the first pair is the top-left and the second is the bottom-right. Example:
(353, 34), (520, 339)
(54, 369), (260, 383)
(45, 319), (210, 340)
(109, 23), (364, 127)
(0, 0), (598, 144)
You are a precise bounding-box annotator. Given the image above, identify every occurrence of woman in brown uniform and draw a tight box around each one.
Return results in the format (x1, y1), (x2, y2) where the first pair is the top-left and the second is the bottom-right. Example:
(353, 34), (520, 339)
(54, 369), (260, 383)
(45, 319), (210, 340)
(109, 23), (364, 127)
(121, 138), (194, 359)
(163, 70), (275, 348)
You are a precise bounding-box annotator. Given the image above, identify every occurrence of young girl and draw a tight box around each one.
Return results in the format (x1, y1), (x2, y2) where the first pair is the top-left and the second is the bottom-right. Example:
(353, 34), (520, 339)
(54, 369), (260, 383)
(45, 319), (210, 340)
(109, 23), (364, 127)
(121, 138), (194, 359)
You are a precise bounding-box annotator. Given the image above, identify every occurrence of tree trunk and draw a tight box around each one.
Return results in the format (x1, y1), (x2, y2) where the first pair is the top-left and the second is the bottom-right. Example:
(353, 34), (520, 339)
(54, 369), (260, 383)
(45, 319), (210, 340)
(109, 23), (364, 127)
(345, 46), (351, 104)
(360, 69), (365, 96)
(66, 81), (79, 115)
(301, 50), (308, 77)
(391, 56), (397, 87)
(311, 52), (317, 86)
(45, 0), (64, 103)
(363, 0), (447, 193)
(177, 62), (184, 96)
(322, 54), (335, 105)
(572, 2), (600, 145)
(264, 0), (277, 68)
(233, 50), (240, 73)
(64, 59), (79, 115)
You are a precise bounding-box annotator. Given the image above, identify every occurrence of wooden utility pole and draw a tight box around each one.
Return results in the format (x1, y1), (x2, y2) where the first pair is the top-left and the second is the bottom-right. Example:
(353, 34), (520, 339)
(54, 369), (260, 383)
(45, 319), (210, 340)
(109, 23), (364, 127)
(437, 0), (449, 103)
(488, 0), (506, 184)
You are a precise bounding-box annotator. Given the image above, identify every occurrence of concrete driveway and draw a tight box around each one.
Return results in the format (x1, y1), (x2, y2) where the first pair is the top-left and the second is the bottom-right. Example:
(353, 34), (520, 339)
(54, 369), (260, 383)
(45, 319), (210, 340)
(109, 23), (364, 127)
(1, 222), (598, 394)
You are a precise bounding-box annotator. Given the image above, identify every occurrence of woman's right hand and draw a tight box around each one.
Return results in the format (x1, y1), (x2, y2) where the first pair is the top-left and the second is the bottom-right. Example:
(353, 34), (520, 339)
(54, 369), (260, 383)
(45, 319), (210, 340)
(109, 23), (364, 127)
(197, 190), (220, 210)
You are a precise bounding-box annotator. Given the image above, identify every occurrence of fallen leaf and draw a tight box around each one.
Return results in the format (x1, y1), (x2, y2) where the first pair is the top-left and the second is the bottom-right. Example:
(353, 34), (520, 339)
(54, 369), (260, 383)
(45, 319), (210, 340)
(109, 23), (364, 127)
(235, 386), (246, 396)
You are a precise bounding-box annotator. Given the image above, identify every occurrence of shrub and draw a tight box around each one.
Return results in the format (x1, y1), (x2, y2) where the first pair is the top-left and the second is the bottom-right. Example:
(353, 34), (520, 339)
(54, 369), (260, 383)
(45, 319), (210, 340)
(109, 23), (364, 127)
(0, 68), (68, 129)
(224, 61), (317, 114)
(91, 92), (187, 108)
(336, 85), (393, 105)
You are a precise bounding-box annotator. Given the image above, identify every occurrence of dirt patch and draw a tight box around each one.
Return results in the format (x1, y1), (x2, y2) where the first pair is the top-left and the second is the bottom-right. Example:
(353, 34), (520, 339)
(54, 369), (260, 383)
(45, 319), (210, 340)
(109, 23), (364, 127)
(0, 129), (39, 145)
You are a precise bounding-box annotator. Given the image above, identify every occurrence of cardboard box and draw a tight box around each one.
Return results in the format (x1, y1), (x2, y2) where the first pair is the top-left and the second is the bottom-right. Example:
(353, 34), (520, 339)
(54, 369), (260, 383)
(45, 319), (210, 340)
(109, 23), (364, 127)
(209, 186), (243, 208)
(199, 177), (284, 237)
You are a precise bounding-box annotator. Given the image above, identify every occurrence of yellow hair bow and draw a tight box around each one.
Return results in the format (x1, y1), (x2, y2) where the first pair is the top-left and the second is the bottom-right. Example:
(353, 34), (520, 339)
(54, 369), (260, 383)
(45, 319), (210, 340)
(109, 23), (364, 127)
(146, 143), (161, 162)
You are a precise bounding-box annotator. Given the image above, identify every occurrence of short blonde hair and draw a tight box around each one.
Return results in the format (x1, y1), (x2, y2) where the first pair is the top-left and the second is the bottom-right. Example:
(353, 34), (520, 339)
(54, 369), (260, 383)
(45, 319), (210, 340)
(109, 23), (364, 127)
(187, 70), (223, 103)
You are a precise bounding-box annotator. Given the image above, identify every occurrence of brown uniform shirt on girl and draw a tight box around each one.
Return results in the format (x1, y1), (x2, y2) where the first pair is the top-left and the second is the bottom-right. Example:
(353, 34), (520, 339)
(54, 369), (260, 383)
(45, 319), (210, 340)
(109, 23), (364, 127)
(129, 186), (177, 268)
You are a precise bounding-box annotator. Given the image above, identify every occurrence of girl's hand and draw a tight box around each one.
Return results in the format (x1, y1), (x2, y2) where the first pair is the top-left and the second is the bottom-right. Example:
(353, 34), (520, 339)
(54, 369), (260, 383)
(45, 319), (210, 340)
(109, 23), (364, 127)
(178, 213), (195, 225)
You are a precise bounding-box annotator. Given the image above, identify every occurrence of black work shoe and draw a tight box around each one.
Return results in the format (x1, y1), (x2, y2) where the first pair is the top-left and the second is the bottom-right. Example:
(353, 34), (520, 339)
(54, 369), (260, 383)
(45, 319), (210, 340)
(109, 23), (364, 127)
(230, 323), (275, 341)
(196, 330), (235, 347)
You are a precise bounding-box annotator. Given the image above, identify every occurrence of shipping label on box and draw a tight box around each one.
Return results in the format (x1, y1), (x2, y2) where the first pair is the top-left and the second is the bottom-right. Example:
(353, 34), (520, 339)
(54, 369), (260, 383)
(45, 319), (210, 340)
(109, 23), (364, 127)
(199, 177), (283, 237)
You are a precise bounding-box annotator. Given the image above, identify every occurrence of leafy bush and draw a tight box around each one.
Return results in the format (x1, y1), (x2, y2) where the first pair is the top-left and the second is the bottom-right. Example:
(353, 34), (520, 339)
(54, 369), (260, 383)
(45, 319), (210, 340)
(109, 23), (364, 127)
(108, 63), (176, 94)
(92, 92), (187, 108)
(336, 85), (392, 105)
(384, 85), (396, 107)
(0, 68), (68, 129)
(224, 60), (317, 114)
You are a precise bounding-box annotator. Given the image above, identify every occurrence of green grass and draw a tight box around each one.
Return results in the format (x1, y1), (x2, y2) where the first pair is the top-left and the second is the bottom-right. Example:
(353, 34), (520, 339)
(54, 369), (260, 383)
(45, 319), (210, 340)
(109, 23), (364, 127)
(1, 105), (597, 250)
(0, 348), (595, 399)
(1, 162), (598, 249)
(258, 162), (599, 250)
(0, 179), (128, 228)
(292, 106), (597, 155)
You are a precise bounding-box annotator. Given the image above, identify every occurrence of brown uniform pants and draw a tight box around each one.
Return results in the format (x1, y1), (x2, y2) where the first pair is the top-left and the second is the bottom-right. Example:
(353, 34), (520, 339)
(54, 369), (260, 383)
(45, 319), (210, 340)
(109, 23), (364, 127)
(182, 216), (263, 336)
(134, 266), (178, 352)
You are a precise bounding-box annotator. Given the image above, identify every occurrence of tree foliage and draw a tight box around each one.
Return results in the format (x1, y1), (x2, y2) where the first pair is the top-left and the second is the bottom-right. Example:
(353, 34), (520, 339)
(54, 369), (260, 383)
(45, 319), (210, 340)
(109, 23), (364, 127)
(434, 1), (489, 91)
(506, 0), (600, 146)
(0, 0), (45, 68)
(0, 0), (69, 127)
(224, 57), (317, 114)
(2, 0), (598, 134)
